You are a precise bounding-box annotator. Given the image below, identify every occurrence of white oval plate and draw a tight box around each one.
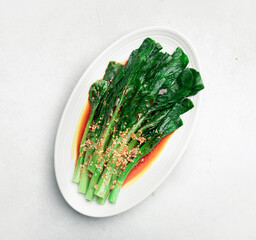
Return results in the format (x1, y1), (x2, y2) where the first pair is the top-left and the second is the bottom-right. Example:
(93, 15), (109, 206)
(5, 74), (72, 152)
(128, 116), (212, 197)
(54, 27), (201, 217)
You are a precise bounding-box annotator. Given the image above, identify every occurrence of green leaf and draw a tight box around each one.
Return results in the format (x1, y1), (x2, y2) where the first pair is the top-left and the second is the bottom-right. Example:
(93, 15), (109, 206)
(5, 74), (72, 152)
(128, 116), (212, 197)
(88, 80), (108, 110)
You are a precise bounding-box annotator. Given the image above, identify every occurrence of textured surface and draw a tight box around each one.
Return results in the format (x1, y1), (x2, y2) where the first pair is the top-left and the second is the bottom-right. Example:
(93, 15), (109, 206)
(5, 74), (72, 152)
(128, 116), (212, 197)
(1, 0), (256, 239)
(54, 28), (202, 217)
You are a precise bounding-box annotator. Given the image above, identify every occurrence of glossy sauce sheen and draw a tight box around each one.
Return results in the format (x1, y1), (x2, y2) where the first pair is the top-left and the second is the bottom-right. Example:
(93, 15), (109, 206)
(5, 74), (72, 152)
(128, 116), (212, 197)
(71, 102), (173, 187)
(71, 59), (172, 187)
(122, 132), (173, 187)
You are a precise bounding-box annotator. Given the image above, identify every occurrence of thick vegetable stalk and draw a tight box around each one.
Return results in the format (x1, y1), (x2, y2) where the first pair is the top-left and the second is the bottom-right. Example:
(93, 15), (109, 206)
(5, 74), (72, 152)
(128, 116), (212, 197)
(71, 37), (205, 204)
(94, 117), (146, 197)
(72, 80), (108, 183)
(85, 145), (120, 200)
(109, 117), (184, 204)
(76, 62), (125, 189)
(78, 162), (90, 193)
(100, 98), (194, 200)
(87, 42), (173, 175)
(85, 124), (140, 200)
(94, 126), (143, 198)
(96, 138), (139, 204)
(94, 65), (197, 197)
(87, 38), (158, 174)
(77, 143), (95, 193)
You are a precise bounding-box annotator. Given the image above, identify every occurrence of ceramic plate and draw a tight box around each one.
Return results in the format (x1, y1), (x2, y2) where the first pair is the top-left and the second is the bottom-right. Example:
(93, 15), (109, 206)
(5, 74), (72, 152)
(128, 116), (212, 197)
(54, 27), (201, 217)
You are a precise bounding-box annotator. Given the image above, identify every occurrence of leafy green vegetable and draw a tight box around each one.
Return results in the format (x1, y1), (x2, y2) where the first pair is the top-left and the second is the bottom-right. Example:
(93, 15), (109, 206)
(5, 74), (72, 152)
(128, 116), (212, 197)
(72, 80), (108, 183)
(76, 62), (125, 190)
(72, 38), (204, 204)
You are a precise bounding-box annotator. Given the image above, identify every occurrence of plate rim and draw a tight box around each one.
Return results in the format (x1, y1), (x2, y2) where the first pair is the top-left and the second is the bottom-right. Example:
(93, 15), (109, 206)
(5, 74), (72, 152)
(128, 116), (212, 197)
(54, 26), (201, 217)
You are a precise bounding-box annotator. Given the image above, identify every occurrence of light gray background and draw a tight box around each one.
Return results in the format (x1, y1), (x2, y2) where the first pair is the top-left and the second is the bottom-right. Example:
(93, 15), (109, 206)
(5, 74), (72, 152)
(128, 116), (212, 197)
(1, 0), (256, 239)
